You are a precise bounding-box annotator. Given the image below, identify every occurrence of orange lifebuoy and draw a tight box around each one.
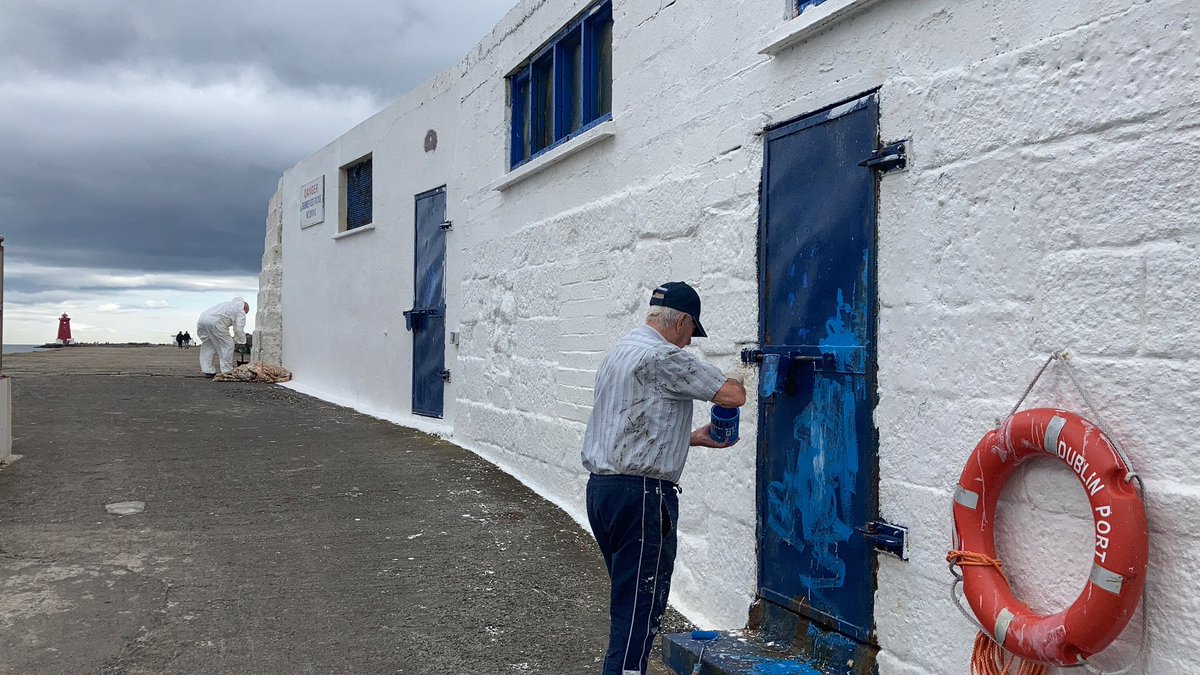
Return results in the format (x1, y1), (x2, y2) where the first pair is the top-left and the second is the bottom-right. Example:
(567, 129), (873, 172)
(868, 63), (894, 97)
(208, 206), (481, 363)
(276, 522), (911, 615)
(950, 408), (1148, 666)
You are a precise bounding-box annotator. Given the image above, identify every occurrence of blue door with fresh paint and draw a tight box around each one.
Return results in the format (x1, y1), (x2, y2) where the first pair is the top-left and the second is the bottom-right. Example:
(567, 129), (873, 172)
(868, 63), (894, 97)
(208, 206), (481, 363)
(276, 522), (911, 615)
(756, 93), (879, 643)
(408, 187), (447, 418)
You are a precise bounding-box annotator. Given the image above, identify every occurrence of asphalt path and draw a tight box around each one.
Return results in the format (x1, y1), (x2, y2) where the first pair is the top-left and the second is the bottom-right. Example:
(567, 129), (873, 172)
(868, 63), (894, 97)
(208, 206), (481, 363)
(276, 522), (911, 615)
(0, 346), (687, 674)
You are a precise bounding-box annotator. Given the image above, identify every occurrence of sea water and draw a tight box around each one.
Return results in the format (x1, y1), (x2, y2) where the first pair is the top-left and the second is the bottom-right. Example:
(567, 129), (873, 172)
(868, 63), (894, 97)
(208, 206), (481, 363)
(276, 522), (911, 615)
(3, 345), (49, 355)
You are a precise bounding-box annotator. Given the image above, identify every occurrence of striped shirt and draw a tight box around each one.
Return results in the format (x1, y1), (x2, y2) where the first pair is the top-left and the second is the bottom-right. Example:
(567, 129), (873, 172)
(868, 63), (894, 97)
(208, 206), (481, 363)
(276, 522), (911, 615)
(581, 325), (726, 484)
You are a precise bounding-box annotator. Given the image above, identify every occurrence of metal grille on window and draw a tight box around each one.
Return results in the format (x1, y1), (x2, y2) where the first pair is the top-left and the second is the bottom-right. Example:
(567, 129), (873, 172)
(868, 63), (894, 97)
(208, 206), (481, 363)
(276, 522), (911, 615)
(346, 160), (372, 230)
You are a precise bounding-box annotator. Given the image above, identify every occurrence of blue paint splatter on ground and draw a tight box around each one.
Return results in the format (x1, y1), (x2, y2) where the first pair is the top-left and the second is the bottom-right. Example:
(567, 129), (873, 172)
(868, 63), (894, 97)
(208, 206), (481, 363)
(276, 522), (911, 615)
(807, 623), (858, 654)
(749, 662), (822, 674)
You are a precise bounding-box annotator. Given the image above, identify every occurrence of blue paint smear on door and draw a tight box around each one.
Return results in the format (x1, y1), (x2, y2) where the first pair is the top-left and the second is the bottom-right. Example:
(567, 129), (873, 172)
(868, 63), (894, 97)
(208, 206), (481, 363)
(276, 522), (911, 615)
(766, 289), (863, 598)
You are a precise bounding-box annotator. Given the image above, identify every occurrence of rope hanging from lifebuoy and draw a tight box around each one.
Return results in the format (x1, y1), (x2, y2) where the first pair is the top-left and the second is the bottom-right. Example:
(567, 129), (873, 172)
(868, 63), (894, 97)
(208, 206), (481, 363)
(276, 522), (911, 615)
(948, 407), (1148, 671)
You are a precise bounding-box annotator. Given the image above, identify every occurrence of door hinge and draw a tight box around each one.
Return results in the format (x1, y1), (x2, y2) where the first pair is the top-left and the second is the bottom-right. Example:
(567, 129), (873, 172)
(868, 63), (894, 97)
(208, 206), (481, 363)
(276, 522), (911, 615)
(858, 141), (908, 174)
(439, 220), (453, 231)
(440, 369), (451, 383)
(857, 520), (908, 560)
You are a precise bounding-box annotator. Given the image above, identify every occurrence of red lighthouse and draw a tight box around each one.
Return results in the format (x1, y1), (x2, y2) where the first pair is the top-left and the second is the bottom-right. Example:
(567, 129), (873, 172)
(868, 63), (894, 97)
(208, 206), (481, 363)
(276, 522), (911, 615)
(57, 313), (72, 345)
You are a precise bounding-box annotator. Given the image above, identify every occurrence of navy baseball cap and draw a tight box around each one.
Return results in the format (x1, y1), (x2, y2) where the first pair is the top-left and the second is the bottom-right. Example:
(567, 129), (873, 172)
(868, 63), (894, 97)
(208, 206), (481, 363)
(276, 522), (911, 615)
(649, 281), (707, 337)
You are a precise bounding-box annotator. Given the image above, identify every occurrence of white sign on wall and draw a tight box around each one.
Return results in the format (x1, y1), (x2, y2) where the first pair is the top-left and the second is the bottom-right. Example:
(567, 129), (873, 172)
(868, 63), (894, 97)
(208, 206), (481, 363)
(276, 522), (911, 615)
(300, 176), (325, 228)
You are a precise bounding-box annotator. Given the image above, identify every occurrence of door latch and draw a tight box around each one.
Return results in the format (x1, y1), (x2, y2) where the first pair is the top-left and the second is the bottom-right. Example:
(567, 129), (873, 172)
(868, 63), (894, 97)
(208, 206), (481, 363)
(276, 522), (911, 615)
(740, 349), (836, 370)
(439, 220), (453, 231)
(440, 369), (451, 383)
(857, 520), (908, 560)
(403, 308), (442, 331)
(741, 348), (763, 365)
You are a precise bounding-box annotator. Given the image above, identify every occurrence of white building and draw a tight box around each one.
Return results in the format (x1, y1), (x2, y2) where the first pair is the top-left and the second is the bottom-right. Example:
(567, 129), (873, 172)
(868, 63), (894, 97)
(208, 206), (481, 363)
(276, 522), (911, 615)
(255, 0), (1199, 672)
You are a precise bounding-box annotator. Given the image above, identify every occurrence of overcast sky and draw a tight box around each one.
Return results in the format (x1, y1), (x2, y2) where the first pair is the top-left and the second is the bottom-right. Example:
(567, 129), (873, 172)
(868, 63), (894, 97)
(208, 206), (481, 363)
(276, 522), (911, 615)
(0, 0), (517, 344)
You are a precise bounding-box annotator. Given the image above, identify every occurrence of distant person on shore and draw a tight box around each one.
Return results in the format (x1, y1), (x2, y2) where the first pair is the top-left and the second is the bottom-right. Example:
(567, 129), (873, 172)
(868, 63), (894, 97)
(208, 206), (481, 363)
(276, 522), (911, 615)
(183, 331), (192, 349)
(175, 331), (185, 349)
(196, 297), (249, 378)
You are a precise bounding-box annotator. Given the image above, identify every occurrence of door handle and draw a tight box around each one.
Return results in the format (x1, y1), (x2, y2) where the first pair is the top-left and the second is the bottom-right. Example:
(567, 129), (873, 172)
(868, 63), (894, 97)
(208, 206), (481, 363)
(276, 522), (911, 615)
(403, 308), (444, 331)
(403, 308), (427, 331)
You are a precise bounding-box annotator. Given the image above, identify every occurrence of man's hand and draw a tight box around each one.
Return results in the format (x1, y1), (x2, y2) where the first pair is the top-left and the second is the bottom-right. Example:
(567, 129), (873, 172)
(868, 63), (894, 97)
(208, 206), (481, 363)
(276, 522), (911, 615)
(712, 377), (747, 408)
(690, 424), (737, 448)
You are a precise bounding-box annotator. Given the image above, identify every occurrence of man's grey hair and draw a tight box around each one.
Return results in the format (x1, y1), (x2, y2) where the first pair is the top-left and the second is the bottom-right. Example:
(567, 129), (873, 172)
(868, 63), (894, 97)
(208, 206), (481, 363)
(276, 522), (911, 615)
(646, 305), (688, 330)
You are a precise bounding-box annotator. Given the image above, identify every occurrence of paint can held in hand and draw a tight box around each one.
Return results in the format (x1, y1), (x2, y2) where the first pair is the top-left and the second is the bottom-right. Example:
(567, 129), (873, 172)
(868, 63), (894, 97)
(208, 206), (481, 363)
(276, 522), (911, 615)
(708, 405), (739, 445)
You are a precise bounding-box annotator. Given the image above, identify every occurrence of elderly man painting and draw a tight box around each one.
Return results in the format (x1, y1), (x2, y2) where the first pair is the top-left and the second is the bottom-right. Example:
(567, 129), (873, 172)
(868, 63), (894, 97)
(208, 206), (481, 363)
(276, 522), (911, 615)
(196, 296), (249, 378)
(582, 281), (747, 675)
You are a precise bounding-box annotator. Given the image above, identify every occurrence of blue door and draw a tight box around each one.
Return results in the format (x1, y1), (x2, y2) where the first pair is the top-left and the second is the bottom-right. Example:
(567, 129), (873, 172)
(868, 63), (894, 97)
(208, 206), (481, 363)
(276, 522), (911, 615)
(408, 187), (447, 418)
(756, 94), (879, 643)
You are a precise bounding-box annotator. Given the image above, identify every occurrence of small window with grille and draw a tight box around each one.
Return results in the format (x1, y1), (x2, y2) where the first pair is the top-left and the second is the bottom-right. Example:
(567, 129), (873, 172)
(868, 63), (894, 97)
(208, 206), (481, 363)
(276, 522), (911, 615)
(797, 0), (830, 13)
(341, 155), (373, 231)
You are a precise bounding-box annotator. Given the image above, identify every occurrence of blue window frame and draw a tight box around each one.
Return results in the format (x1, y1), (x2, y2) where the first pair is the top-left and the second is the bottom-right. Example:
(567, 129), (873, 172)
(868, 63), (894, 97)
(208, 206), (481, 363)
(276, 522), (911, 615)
(511, 72), (531, 167)
(555, 31), (583, 138)
(797, 0), (830, 12)
(532, 53), (555, 154)
(344, 157), (372, 230)
(508, 0), (613, 170)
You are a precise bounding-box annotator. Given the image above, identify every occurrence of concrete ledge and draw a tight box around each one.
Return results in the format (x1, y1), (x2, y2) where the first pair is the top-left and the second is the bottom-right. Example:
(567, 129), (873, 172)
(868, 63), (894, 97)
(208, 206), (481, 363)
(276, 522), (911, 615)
(0, 376), (11, 463)
(758, 0), (887, 56)
(662, 602), (878, 675)
(490, 119), (616, 192)
(663, 632), (815, 674)
(331, 224), (375, 240)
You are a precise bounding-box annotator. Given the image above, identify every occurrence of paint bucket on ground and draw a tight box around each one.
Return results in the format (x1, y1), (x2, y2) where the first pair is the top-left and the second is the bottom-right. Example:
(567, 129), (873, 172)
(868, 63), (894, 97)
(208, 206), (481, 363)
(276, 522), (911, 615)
(708, 405), (739, 444)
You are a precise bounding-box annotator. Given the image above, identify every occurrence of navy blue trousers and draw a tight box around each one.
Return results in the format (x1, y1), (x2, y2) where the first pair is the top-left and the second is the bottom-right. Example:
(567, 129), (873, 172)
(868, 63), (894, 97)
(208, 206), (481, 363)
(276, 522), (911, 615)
(586, 473), (679, 675)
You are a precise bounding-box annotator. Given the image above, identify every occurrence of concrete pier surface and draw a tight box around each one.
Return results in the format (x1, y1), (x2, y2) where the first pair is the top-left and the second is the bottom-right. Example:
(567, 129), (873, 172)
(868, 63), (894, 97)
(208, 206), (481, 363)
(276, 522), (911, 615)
(0, 346), (687, 674)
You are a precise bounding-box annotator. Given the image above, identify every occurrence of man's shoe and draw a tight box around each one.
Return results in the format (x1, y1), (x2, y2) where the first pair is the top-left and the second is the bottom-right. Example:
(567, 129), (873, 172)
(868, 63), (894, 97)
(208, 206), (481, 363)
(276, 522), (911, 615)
(203, 372), (215, 379)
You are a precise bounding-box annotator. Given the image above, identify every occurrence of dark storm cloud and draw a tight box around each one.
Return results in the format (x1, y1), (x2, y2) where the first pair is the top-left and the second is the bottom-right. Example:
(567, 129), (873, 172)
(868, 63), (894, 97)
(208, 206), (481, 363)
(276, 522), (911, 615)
(1, 1), (506, 101)
(0, 143), (279, 274)
(0, 0), (516, 284)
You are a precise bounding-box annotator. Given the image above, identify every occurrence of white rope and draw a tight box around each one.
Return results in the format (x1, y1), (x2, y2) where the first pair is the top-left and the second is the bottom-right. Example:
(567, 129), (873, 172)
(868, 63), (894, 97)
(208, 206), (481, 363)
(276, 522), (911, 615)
(947, 563), (989, 636)
(1005, 350), (1063, 422)
(1059, 355), (1143, 493)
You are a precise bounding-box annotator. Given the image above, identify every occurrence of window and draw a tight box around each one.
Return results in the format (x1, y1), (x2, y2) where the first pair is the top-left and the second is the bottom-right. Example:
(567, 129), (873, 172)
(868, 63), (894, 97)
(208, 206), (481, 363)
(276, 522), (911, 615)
(797, 0), (830, 12)
(342, 156), (372, 231)
(508, 1), (613, 169)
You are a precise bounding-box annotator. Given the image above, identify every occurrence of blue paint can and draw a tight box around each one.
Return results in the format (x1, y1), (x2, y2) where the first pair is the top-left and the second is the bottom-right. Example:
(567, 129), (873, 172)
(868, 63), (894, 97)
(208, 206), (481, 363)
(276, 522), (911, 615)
(709, 405), (739, 445)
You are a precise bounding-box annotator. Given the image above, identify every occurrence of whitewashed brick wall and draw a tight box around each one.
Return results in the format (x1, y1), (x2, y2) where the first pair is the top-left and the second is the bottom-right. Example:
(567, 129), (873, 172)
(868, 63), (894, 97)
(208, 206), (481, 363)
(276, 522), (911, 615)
(262, 0), (1198, 671)
(253, 180), (283, 366)
(875, 1), (1198, 671)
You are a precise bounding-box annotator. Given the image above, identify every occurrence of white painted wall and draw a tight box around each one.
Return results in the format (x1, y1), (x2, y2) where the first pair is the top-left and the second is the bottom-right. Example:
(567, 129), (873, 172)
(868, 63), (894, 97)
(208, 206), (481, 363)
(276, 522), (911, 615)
(0, 378), (11, 463)
(264, 0), (1199, 671)
(277, 71), (463, 435)
(253, 182), (283, 366)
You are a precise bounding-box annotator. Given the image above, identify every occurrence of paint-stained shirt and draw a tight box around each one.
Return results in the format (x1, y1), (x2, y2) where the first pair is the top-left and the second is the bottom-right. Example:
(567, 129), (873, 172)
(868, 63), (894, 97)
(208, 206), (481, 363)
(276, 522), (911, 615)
(581, 325), (726, 484)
